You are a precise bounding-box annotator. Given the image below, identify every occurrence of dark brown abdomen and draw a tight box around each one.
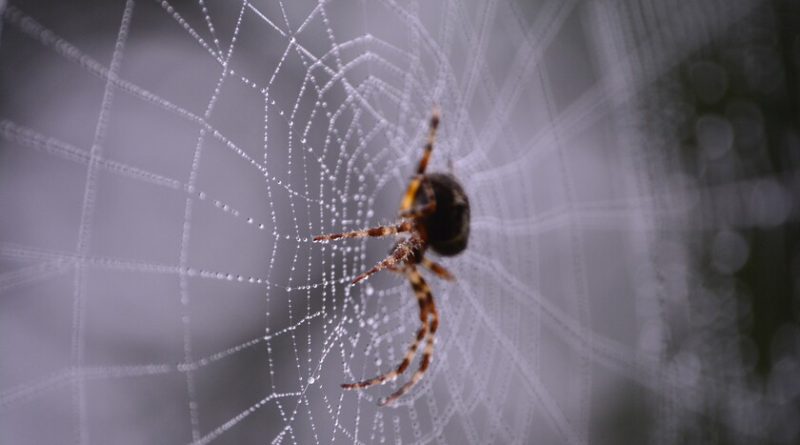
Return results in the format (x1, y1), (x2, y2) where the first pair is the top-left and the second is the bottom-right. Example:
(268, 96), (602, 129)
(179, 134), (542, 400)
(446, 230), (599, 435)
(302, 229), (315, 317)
(420, 173), (470, 256)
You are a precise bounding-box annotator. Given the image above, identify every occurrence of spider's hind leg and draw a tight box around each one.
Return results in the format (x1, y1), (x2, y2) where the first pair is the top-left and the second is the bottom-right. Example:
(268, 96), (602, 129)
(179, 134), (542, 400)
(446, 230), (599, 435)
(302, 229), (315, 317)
(341, 265), (433, 401)
(421, 257), (454, 281)
(342, 315), (429, 390)
(379, 267), (439, 406)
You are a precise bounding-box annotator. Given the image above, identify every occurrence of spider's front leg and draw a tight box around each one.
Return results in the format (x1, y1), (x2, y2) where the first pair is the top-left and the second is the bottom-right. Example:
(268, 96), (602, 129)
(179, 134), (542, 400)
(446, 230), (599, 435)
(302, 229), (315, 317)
(313, 221), (413, 242)
(417, 106), (440, 175)
(399, 107), (440, 212)
(351, 236), (422, 285)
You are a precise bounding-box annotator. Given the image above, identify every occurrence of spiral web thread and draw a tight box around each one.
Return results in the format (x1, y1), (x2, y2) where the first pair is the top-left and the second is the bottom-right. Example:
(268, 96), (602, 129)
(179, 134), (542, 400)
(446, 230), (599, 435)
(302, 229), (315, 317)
(0, 0), (788, 444)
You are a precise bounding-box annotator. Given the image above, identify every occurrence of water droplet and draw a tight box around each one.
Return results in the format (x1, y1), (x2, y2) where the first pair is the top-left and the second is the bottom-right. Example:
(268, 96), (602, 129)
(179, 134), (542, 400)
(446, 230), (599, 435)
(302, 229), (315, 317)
(696, 114), (733, 160)
(711, 229), (749, 274)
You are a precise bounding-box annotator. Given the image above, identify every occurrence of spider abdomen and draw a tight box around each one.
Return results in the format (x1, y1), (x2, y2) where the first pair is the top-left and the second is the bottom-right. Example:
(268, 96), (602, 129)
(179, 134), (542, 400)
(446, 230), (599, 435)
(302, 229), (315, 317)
(418, 173), (470, 256)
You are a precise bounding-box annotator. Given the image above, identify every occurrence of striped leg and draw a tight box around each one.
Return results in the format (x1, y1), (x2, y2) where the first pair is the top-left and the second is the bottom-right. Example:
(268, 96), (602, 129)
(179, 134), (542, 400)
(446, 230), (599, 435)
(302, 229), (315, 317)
(399, 176), (436, 219)
(341, 279), (430, 390)
(313, 221), (413, 242)
(379, 267), (440, 406)
(351, 236), (421, 285)
(417, 107), (440, 175)
(400, 107), (440, 213)
(421, 257), (454, 281)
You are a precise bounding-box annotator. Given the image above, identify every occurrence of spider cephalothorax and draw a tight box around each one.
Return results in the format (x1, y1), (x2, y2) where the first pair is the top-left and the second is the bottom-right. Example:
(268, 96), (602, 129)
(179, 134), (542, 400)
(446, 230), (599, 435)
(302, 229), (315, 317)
(313, 108), (470, 405)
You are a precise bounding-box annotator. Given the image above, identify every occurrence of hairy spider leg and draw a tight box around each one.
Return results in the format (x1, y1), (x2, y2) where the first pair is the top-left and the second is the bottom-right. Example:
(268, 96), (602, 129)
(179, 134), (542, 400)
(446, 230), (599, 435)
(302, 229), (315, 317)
(380, 266), (439, 406)
(421, 257), (455, 281)
(313, 221), (413, 242)
(351, 236), (422, 285)
(388, 256), (454, 282)
(385, 258), (454, 284)
(341, 271), (430, 390)
(400, 107), (440, 213)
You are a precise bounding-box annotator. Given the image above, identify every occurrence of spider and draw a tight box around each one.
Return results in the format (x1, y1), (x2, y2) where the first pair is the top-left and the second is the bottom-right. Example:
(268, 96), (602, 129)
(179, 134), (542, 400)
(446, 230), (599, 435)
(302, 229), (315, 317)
(313, 107), (470, 406)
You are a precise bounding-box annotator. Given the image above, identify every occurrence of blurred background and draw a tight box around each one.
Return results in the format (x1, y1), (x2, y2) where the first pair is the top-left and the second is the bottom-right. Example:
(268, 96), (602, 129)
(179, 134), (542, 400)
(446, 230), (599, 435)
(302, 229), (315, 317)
(1, 0), (799, 444)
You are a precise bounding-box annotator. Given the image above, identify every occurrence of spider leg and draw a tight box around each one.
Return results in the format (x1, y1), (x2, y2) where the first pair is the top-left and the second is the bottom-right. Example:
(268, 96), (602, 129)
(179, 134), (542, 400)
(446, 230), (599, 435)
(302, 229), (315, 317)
(313, 221), (413, 242)
(400, 107), (440, 212)
(341, 278), (429, 390)
(417, 106), (440, 175)
(385, 264), (405, 275)
(380, 267), (439, 406)
(351, 237), (420, 285)
(421, 257), (455, 281)
(399, 176), (436, 219)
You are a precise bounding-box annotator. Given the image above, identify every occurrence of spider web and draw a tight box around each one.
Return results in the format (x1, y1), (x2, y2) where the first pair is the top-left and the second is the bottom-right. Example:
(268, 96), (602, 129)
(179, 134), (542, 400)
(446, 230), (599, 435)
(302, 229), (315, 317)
(0, 0), (796, 444)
